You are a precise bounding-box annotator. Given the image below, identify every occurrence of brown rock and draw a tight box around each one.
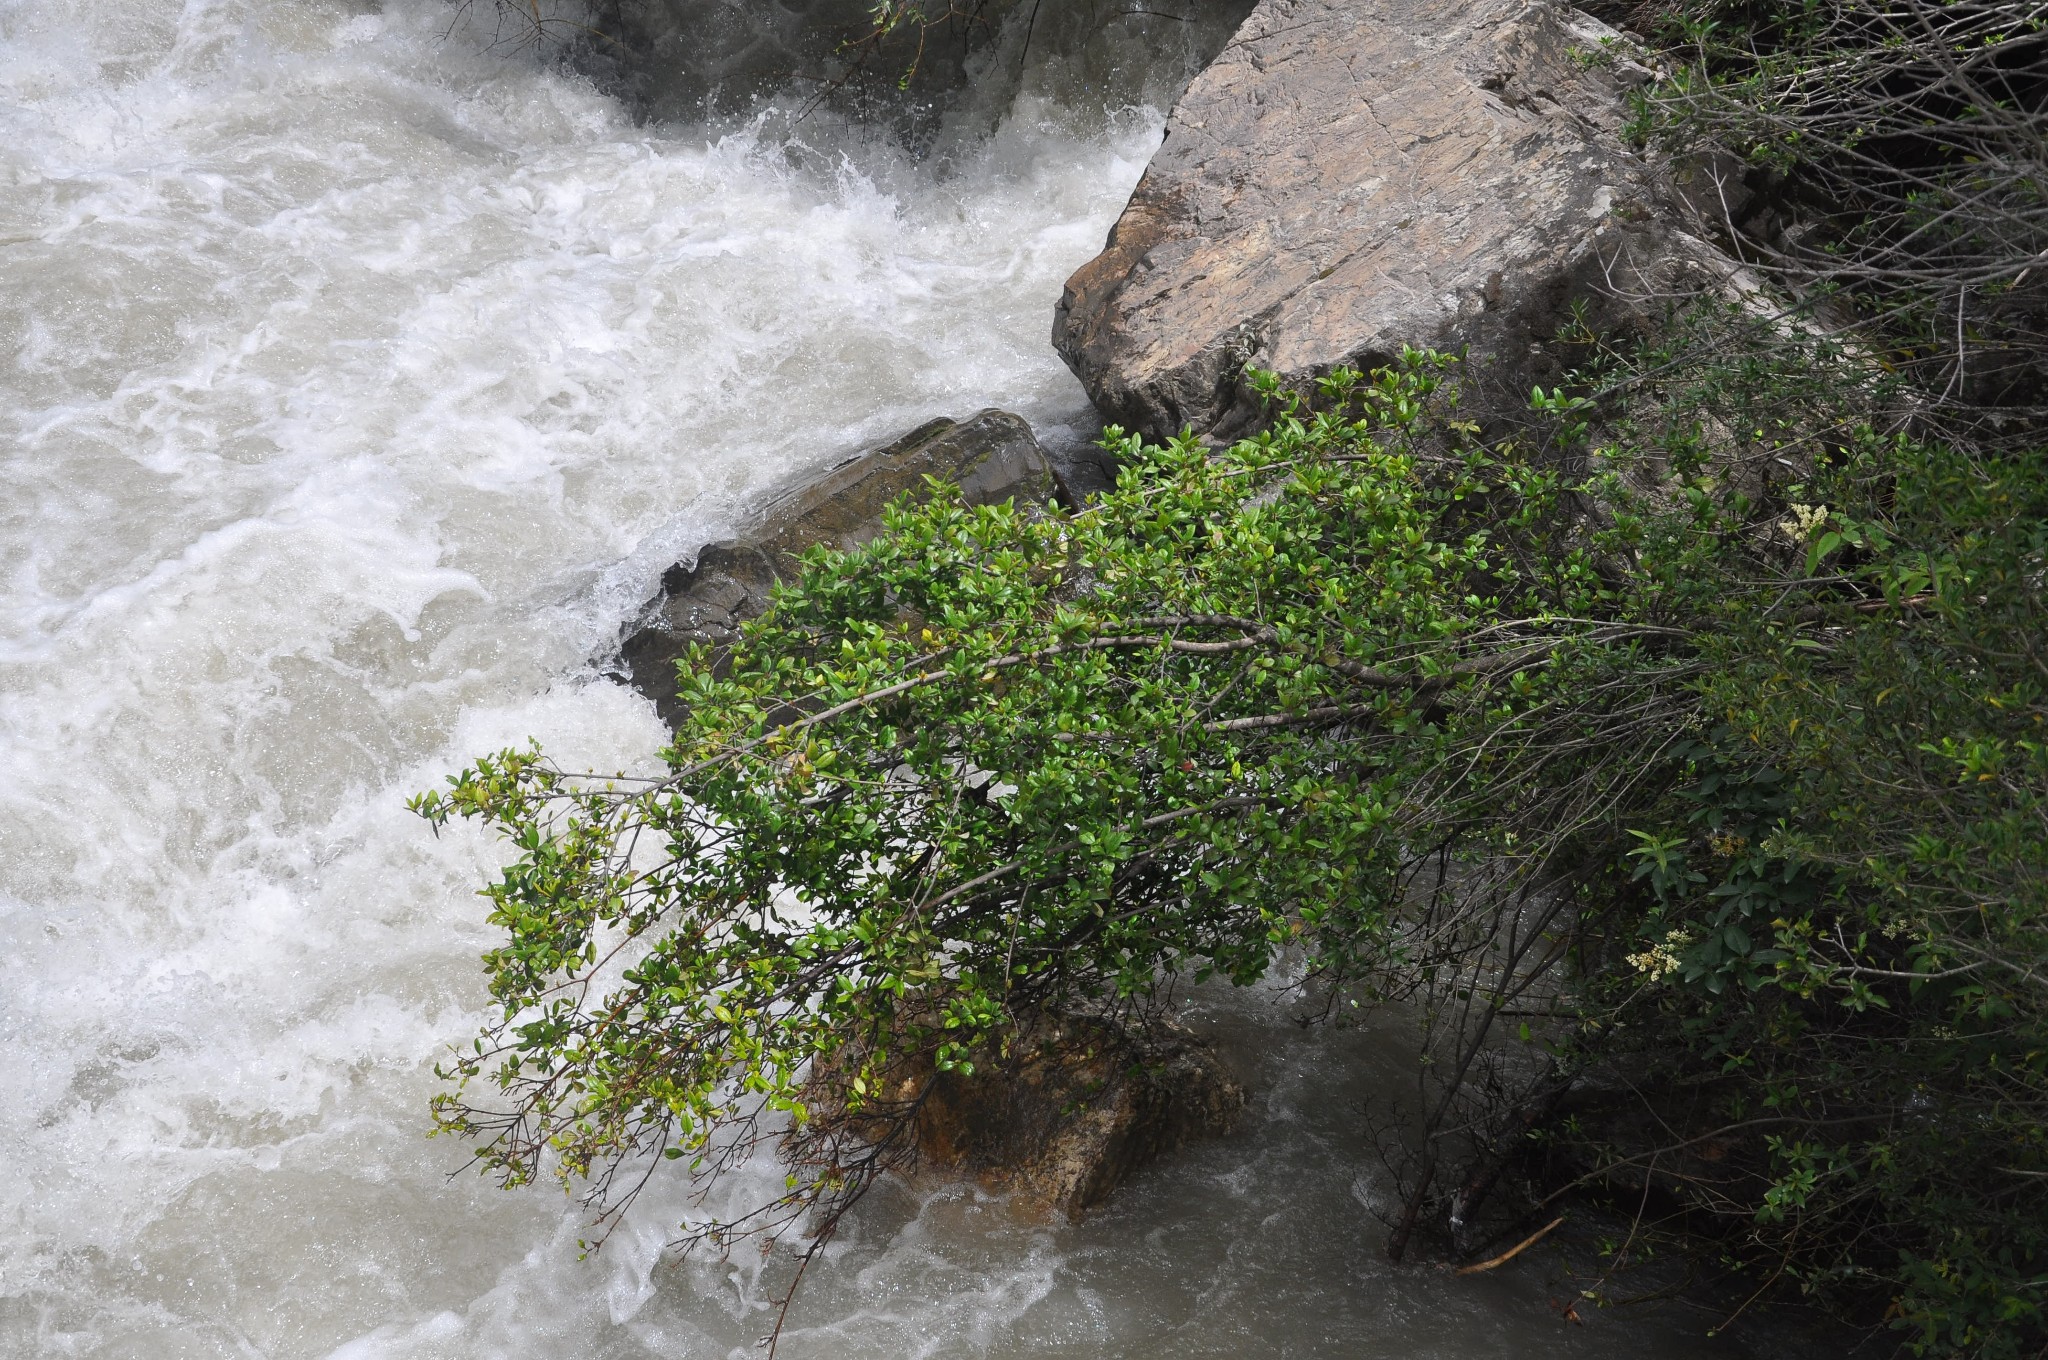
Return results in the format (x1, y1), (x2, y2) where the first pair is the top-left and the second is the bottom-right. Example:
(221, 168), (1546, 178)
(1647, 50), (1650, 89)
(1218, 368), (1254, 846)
(891, 1013), (1247, 1219)
(1053, 0), (1721, 441)
(617, 409), (1059, 726)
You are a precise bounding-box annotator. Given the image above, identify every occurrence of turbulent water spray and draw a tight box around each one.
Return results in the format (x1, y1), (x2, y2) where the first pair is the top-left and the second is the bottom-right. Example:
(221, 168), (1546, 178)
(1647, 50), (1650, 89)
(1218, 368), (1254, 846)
(0, 0), (1769, 1354)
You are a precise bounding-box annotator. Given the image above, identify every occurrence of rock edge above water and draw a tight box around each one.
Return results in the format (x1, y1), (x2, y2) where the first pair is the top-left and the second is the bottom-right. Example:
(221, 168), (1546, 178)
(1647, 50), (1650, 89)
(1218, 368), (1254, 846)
(617, 409), (1074, 728)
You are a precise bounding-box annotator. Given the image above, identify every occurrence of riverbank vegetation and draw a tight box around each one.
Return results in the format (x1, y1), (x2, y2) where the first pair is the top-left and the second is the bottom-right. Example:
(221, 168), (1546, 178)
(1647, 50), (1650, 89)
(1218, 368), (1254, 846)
(417, 1), (2046, 1352)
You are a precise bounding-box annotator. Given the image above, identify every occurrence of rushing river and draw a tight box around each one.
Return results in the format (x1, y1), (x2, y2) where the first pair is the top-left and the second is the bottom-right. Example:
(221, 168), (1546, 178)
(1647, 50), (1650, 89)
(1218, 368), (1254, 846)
(1, 0), (1796, 1355)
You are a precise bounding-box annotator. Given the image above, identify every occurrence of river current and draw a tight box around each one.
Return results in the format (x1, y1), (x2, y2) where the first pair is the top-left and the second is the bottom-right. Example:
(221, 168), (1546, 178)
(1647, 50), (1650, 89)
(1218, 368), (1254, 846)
(2, 0), (1787, 1355)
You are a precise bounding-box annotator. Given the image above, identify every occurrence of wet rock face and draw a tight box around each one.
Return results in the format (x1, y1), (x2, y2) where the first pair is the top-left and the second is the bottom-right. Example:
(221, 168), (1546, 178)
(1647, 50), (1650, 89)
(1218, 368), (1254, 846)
(578, 0), (1257, 132)
(617, 409), (1060, 726)
(1053, 0), (1711, 441)
(581, 0), (957, 122)
(896, 1014), (1247, 1219)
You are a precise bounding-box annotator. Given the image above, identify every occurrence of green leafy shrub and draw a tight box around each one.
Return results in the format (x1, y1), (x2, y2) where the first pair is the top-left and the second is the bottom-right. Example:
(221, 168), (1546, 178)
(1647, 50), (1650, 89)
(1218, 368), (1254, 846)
(1561, 316), (2048, 1353)
(419, 339), (2045, 1350)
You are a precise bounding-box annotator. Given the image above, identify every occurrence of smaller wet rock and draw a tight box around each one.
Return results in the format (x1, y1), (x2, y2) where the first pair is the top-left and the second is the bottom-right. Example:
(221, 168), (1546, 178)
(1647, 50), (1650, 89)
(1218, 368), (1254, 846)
(617, 410), (1060, 726)
(872, 1013), (1247, 1220)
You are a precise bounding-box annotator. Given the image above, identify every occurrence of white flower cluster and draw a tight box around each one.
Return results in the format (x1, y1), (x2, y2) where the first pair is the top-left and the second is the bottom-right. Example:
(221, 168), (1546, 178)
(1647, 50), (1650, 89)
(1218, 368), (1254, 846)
(1626, 929), (1690, 981)
(1779, 502), (1829, 543)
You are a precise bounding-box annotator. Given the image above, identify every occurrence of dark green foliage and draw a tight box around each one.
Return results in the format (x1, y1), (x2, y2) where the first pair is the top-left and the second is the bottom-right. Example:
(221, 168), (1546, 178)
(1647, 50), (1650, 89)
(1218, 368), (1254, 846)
(1559, 316), (2048, 1353)
(1614, 0), (2048, 417)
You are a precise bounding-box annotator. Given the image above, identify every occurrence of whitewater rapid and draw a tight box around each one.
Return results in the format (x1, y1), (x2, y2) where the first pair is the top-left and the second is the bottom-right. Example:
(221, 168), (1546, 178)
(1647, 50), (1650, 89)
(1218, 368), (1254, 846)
(1, 0), (1776, 1355)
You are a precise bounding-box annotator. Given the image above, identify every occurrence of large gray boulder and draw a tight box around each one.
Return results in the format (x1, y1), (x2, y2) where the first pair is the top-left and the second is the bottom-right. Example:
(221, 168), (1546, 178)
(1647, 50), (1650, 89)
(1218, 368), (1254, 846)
(618, 410), (1062, 726)
(1053, 0), (1716, 441)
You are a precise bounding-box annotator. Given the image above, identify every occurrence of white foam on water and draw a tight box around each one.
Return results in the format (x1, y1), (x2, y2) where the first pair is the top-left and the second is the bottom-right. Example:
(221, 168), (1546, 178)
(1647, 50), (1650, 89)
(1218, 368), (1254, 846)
(0, 0), (1150, 1352)
(1, 0), (1773, 1355)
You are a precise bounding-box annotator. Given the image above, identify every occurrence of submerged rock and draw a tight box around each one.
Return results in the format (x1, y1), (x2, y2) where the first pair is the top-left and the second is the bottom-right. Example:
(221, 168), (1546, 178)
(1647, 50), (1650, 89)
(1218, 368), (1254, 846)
(1053, 0), (1722, 440)
(862, 1013), (1248, 1220)
(617, 410), (1060, 726)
